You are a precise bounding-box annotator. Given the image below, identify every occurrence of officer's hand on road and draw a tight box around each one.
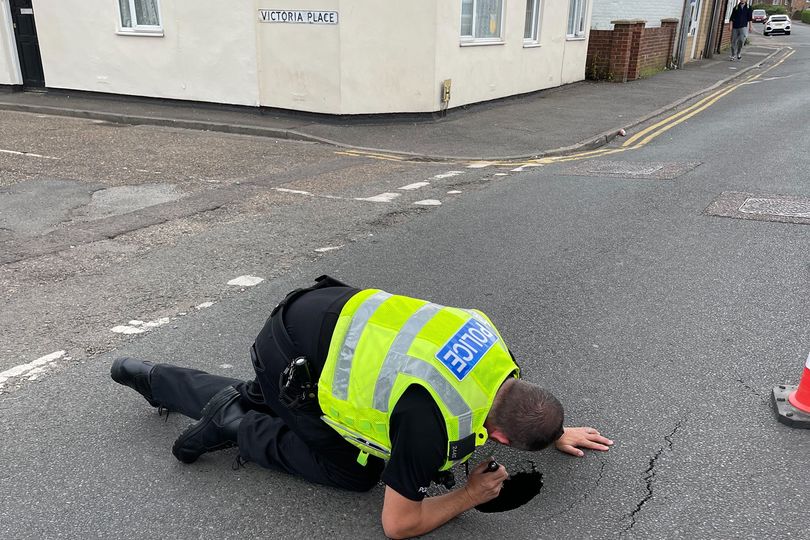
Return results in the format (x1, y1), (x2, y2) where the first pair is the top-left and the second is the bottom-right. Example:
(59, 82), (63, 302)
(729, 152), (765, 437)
(464, 458), (508, 505)
(554, 426), (614, 457)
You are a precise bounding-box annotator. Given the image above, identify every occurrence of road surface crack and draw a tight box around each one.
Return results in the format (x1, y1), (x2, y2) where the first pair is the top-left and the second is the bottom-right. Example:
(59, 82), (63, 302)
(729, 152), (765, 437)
(623, 421), (682, 533)
(735, 376), (763, 398)
(541, 459), (607, 520)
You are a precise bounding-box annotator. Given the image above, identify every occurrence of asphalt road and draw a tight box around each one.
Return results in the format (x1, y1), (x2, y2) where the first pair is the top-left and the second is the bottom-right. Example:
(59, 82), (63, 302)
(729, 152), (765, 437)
(1, 24), (809, 540)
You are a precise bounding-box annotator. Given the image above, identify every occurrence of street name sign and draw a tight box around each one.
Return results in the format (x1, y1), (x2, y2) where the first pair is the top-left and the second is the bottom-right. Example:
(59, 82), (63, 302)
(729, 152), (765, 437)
(258, 10), (339, 24)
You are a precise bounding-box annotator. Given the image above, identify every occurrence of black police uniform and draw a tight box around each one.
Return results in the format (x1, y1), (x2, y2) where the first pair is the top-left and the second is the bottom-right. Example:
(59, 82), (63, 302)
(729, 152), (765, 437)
(149, 277), (448, 499)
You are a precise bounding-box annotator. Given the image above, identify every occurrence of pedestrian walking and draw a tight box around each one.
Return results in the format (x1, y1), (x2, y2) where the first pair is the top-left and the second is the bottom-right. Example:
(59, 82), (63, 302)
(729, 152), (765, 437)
(111, 275), (612, 538)
(730, 0), (754, 61)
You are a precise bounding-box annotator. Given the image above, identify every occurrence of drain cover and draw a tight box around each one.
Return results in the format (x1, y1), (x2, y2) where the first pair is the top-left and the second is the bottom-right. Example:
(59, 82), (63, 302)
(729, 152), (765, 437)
(561, 160), (701, 179)
(705, 192), (810, 225)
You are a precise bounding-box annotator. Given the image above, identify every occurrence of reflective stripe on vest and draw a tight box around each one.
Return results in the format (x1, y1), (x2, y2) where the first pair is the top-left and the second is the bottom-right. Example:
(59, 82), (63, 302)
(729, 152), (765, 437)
(332, 291), (392, 400)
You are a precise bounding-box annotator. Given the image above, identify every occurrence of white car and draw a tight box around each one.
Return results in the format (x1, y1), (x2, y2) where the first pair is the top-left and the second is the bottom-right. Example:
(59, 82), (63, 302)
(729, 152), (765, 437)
(764, 15), (791, 36)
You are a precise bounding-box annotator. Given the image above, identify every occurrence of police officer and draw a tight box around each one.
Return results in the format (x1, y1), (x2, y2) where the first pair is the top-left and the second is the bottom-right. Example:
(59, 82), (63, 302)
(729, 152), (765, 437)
(111, 276), (612, 538)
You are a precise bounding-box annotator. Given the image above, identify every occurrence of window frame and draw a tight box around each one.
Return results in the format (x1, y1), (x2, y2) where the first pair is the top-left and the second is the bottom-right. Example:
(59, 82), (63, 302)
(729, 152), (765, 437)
(117, 0), (164, 36)
(566, 0), (588, 40)
(460, 0), (506, 46)
(689, 0), (702, 37)
(524, 0), (542, 46)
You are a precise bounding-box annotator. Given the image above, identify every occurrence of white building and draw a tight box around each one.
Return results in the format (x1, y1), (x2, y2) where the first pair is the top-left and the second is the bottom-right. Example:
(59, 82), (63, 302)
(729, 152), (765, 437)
(0, 0), (593, 115)
(590, 0), (684, 30)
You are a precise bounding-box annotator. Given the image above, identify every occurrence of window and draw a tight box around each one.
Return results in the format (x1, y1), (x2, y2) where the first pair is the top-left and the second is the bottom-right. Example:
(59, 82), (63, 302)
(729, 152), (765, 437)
(689, 0), (702, 37)
(566, 0), (587, 38)
(524, 0), (542, 43)
(460, 0), (504, 42)
(118, 0), (162, 35)
(724, 1), (736, 23)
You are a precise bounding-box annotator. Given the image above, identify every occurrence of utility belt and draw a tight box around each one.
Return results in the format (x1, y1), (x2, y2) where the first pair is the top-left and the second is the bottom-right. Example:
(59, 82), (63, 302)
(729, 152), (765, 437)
(251, 275), (350, 412)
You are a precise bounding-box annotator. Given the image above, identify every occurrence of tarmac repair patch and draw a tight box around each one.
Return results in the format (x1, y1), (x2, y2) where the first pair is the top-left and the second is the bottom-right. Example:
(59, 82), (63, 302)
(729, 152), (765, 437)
(705, 192), (810, 225)
(560, 160), (701, 180)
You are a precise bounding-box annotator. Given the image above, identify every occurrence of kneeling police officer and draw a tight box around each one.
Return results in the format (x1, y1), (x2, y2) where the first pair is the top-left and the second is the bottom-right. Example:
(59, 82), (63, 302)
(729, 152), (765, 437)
(111, 276), (612, 538)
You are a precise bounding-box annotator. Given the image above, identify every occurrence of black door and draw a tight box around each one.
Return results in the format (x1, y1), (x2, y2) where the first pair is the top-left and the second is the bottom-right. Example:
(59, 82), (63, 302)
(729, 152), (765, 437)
(9, 0), (45, 87)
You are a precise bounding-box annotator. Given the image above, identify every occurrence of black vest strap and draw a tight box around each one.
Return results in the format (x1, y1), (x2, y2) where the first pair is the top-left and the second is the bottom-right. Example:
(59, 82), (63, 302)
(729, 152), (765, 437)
(267, 275), (351, 362)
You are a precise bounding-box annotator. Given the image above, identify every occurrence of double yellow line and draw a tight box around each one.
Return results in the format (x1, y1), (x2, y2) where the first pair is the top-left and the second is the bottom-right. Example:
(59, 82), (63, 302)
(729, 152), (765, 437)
(335, 48), (794, 168)
(622, 48), (795, 149)
(512, 48), (796, 167)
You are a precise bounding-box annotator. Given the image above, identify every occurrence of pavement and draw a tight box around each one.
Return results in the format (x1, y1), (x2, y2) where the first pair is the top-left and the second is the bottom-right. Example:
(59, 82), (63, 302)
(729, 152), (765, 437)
(0, 41), (783, 161)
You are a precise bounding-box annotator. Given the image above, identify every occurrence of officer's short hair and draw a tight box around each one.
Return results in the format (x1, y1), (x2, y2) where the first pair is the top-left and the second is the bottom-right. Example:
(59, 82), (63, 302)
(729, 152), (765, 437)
(491, 379), (564, 451)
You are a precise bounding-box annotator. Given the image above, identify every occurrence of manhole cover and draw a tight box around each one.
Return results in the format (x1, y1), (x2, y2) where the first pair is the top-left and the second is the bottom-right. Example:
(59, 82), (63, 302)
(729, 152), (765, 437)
(561, 160), (701, 179)
(705, 192), (810, 225)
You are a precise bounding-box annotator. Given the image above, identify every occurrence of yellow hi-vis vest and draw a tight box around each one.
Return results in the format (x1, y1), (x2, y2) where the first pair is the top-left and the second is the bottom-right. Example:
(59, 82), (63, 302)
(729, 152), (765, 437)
(318, 289), (520, 471)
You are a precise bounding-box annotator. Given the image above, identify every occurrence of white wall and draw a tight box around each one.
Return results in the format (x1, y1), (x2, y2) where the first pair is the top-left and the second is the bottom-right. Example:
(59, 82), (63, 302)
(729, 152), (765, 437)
(20, 0), (592, 114)
(434, 0), (589, 109)
(252, 0), (591, 113)
(31, 0), (260, 105)
(591, 0), (683, 30)
(338, 0), (437, 114)
(0, 0), (22, 85)
(256, 0), (437, 114)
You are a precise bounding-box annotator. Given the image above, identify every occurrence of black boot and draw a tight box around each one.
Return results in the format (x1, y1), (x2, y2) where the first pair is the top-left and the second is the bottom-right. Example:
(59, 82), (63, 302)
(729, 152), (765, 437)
(110, 357), (159, 407)
(172, 386), (246, 464)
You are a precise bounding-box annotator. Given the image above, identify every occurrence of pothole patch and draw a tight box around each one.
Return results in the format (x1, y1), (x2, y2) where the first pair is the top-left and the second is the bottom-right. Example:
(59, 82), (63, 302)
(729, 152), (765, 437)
(561, 160), (701, 180)
(70, 184), (183, 222)
(705, 192), (810, 225)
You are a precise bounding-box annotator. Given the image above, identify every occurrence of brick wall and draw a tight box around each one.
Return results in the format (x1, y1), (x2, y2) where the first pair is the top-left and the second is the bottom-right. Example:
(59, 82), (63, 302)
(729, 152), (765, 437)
(586, 19), (677, 82)
(586, 29), (613, 80)
(718, 22), (731, 51)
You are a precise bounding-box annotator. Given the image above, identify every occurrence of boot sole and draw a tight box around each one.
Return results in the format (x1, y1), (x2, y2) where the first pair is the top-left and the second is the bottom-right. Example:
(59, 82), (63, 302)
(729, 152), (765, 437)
(172, 387), (239, 464)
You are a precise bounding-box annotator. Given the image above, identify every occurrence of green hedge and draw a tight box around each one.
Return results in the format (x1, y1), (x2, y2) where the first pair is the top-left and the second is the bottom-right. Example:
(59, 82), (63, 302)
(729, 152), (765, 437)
(751, 4), (788, 16)
(803, 10), (810, 24)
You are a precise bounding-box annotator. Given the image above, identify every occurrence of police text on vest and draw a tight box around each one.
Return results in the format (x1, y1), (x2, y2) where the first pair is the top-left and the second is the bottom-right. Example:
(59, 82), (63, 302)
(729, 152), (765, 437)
(436, 319), (499, 380)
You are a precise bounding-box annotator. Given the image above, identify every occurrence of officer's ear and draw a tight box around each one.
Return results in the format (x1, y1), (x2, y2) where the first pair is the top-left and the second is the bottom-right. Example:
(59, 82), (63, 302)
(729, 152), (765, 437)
(488, 427), (511, 446)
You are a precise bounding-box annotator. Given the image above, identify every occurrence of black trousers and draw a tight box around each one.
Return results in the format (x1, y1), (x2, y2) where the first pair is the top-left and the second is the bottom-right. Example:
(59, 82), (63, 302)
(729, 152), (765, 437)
(150, 364), (384, 492)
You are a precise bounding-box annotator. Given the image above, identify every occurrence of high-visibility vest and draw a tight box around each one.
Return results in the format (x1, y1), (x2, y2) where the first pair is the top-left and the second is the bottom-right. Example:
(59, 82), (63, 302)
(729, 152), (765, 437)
(318, 289), (519, 471)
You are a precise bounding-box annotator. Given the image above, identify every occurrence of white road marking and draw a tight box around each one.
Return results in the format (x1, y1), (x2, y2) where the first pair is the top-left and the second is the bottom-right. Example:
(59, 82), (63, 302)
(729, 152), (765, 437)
(0, 148), (60, 160)
(111, 316), (172, 334)
(272, 187), (344, 200)
(466, 161), (494, 169)
(413, 199), (442, 206)
(433, 171), (465, 179)
(447, 190), (462, 194)
(227, 275), (264, 287)
(195, 301), (215, 310)
(111, 325), (145, 334)
(511, 167), (525, 172)
(0, 350), (66, 386)
(494, 173), (508, 176)
(398, 182), (430, 190)
(275, 188), (314, 196)
(220, 363), (234, 369)
(141, 318), (171, 329)
(315, 246), (343, 253)
(355, 192), (400, 203)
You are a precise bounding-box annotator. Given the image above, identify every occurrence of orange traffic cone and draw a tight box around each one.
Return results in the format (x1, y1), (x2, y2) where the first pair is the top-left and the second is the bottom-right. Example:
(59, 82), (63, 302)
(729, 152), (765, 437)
(773, 352), (810, 429)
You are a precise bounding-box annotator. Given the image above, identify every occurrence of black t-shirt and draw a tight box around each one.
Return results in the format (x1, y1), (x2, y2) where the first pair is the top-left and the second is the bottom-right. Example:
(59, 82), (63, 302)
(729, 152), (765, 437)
(284, 284), (448, 501)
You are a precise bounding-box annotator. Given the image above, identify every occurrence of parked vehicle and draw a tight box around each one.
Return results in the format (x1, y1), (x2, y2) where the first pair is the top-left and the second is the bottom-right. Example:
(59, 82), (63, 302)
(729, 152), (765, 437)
(752, 9), (767, 23)
(764, 15), (791, 36)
